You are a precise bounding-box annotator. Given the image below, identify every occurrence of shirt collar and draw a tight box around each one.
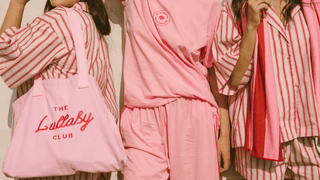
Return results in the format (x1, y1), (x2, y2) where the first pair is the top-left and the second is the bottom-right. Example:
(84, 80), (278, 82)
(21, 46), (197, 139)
(265, 5), (301, 41)
(290, 5), (301, 18)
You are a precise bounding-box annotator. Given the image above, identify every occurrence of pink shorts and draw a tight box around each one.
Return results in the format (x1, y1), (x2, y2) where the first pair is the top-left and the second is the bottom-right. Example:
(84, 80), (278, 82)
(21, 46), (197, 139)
(119, 98), (220, 180)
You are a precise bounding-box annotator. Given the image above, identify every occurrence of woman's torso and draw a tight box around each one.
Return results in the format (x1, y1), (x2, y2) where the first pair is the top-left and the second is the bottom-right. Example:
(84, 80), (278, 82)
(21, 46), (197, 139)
(214, 1), (319, 147)
(0, 3), (117, 179)
(0, 3), (117, 118)
(122, 0), (221, 108)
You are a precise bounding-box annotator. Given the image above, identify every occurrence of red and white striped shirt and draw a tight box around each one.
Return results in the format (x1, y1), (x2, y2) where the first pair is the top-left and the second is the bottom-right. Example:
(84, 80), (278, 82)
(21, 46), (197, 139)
(213, 0), (320, 148)
(0, 2), (117, 180)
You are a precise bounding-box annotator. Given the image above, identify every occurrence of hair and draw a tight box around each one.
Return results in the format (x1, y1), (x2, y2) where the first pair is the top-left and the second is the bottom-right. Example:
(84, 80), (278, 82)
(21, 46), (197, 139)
(231, 0), (302, 23)
(44, 0), (111, 35)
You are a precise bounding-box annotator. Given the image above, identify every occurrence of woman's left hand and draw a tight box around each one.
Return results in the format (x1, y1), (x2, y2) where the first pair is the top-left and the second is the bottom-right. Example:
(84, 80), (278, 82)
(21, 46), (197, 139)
(218, 135), (231, 173)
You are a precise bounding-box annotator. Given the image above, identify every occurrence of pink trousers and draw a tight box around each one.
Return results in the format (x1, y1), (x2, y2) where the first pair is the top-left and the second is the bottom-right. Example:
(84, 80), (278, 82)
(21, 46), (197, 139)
(119, 98), (220, 180)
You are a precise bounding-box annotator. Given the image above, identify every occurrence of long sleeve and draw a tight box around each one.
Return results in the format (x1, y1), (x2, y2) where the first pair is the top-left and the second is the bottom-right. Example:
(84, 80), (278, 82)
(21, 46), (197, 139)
(212, 2), (252, 95)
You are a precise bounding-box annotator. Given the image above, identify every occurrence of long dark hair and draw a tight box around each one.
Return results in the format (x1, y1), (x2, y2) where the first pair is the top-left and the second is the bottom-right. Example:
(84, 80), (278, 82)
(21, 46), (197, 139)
(231, 0), (302, 23)
(44, 0), (111, 35)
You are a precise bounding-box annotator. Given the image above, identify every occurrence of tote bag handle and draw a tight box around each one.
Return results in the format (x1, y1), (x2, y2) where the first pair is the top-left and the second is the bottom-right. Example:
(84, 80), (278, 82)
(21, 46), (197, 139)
(33, 7), (89, 97)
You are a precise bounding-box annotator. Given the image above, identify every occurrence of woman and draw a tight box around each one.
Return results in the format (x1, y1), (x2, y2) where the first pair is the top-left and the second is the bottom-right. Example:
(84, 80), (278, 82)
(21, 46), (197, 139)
(0, 0), (117, 179)
(118, 0), (231, 179)
(212, 0), (320, 178)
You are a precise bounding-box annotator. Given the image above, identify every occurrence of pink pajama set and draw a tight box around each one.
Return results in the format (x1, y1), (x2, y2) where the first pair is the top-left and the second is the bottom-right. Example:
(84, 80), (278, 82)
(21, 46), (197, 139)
(119, 0), (221, 179)
(213, 0), (320, 179)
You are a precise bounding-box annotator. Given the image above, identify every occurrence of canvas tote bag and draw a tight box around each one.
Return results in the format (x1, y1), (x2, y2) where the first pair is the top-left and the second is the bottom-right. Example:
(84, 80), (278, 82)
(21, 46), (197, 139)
(2, 7), (126, 178)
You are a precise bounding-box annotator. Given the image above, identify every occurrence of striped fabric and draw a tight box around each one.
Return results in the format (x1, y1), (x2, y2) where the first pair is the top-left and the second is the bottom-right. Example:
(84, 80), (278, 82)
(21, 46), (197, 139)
(212, 0), (320, 148)
(0, 3), (117, 180)
(18, 172), (102, 180)
(235, 137), (320, 180)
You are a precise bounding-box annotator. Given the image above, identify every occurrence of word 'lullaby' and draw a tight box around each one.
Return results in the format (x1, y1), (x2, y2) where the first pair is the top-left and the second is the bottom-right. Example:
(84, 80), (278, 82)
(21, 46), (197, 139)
(35, 105), (94, 140)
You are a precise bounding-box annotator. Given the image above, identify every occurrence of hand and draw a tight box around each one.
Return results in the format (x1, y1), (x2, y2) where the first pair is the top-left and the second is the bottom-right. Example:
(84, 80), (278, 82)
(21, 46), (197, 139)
(217, 135), (231, 173)
(247, 0), (271, 29)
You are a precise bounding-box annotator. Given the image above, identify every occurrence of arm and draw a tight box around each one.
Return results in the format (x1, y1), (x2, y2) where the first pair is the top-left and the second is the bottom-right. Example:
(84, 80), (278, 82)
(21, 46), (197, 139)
(0, 0), (29, 35)
(229, 0), (271, 87)
(211, 3), (252, 96)
(0, 6), (66, 89)
(229, 25), (257, 87)
(208, 66), (230, 172)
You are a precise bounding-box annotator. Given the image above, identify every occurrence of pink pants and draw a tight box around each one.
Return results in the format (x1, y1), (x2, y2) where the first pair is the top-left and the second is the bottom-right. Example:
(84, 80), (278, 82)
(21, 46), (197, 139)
(119, 98), (220, 180)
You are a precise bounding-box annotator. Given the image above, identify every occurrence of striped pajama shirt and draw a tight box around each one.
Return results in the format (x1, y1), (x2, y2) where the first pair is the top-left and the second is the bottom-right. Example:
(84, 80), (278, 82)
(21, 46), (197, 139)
(0, 3), (118, 180)
(212, 0), (320, 179)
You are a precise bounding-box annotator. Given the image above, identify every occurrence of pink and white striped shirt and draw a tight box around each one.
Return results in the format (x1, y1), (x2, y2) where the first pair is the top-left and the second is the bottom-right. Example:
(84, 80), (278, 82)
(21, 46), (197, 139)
(213, 0), (320, 148)
(0, 3), (117, 180)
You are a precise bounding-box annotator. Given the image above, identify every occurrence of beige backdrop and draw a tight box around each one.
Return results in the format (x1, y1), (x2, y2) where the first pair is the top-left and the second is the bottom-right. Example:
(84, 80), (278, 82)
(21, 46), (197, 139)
(0, 0), (243, 179)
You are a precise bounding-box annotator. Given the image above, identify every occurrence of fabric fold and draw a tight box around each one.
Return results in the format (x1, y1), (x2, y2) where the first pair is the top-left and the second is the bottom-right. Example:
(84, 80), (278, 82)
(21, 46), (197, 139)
(242, 12), (282, 161)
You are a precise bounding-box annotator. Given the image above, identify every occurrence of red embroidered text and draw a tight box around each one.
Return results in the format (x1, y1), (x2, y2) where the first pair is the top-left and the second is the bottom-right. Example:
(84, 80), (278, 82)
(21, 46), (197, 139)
(53, 133), (73, 140)
(35, 110), (94, 133)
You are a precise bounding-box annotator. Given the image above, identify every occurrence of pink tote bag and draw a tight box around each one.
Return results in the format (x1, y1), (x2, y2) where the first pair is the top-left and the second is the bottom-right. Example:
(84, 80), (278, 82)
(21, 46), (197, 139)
(2, 8), (126, 178)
